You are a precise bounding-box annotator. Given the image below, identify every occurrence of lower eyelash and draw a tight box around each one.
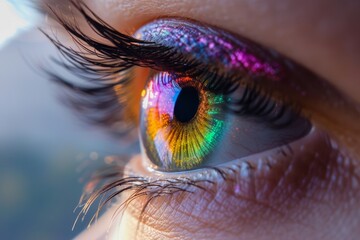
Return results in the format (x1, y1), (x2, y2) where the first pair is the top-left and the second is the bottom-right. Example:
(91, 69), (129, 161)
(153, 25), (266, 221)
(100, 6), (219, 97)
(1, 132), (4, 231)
(74, 164), (215, 230)
(74, 151), (287, 231)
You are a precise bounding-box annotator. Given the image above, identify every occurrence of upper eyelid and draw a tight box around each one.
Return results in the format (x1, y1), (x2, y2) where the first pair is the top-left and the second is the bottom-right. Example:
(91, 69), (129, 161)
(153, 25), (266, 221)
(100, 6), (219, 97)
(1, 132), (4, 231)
(43, 1), (317, 131)
(42, 0), (323, 100)
(40, 0), (360, 104)
(41, 5), (265, 104)
(44, 2), (293, 90)
(44, 1), (360, 144)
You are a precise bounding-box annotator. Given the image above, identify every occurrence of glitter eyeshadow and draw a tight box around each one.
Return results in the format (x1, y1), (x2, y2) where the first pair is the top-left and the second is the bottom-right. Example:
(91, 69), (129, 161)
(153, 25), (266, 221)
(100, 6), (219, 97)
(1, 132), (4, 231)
(136, 18), (283, 81)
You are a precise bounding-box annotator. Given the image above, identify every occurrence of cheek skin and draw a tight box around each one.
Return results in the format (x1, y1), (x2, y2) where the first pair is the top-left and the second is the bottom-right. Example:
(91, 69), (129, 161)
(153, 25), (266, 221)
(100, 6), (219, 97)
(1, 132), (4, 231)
(108, 128), (360, 240)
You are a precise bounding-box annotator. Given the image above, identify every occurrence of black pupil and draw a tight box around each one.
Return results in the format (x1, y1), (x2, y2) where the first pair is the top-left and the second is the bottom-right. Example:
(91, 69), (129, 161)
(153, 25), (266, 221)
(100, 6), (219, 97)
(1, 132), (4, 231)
(174, 86), (200, 123)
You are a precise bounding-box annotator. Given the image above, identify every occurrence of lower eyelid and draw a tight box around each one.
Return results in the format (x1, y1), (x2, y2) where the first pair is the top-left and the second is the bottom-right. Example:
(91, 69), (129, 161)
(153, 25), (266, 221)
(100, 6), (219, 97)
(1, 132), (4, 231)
(115, 126), (355, 239)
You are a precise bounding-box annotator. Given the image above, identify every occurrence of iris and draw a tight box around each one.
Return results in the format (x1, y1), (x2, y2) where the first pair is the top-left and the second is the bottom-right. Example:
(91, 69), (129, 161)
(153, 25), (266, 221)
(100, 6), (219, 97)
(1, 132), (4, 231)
(140, 72), (226, 171)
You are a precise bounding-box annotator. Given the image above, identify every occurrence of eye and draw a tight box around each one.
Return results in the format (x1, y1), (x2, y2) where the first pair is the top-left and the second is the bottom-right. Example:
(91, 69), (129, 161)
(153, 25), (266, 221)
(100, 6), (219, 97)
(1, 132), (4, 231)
(136, 19), (311, 171)
(140, 71), (311, 171)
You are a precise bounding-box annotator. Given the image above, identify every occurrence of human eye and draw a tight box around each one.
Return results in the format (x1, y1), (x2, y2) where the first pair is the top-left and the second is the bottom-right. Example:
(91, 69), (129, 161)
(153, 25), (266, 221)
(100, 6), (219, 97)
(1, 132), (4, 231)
(43, 1), (360, 240)
(136, 19), (311, 171)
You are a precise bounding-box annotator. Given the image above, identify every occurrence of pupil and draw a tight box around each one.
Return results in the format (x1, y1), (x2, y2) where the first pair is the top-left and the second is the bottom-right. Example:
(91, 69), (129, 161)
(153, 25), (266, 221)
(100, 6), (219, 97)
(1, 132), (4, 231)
(174, 86), (200, 123)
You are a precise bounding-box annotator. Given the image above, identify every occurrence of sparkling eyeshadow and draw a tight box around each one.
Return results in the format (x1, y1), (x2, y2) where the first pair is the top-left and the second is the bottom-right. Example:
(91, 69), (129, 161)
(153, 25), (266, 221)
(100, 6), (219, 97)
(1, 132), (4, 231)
(136, 19), (283, 81)
(140, 72), (226, 171)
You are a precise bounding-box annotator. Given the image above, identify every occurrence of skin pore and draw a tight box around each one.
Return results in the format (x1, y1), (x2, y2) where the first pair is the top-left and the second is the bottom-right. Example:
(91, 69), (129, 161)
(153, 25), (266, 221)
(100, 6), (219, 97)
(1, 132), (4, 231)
(40, 0), (360, 239)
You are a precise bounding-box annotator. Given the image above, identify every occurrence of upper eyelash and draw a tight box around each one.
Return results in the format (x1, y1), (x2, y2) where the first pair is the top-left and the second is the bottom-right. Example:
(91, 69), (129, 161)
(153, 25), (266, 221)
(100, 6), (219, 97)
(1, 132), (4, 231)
(225, 83), (300, 128)
(154, 71), (299, 128)
(43, 2), (237, 95)
(44, 1), (298, 129)
(43, 1), (198, 81)
(42, 1), (200, 128)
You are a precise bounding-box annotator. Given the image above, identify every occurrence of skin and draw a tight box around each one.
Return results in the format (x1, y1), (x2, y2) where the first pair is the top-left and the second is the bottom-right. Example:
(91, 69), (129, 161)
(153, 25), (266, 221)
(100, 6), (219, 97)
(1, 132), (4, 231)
(39, 0), (360, 239)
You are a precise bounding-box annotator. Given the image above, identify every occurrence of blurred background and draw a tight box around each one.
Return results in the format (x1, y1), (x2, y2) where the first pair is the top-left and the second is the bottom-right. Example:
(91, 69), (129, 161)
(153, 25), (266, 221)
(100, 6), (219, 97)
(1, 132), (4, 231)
(0, 1), (134, 239)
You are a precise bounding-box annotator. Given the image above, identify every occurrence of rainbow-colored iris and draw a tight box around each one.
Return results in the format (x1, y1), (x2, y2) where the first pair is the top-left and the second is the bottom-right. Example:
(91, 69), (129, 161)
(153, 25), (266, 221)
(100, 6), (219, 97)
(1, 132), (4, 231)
(140, 72), (226, 171)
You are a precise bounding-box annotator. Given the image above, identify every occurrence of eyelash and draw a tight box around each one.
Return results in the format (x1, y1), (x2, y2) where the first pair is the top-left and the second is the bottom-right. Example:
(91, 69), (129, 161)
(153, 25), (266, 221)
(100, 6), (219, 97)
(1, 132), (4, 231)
(76, 164), (205, 228)
(44, 1), (298, 129)
(76, 158), (259, 231)
(44, 0), (301, 229)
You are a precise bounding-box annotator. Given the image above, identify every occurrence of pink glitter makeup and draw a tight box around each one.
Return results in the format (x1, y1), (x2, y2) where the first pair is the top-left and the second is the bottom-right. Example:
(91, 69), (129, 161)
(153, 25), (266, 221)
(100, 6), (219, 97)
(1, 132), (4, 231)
(136, 19), (282, 81)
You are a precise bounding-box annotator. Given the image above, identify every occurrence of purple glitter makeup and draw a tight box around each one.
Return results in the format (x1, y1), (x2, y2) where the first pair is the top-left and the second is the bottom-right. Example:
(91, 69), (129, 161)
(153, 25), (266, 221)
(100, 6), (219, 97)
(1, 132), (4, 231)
(136, 19), (282, 81)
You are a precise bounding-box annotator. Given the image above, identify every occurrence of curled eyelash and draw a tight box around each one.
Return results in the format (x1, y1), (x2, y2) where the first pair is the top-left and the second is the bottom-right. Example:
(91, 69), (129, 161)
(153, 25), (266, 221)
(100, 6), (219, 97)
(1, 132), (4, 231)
(44, 0), (298, 130)
(42, 0), (200, 128)
(74, 154), (291, 234)
(44, 1), (199, 78)
(73, 163), (216, 232)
